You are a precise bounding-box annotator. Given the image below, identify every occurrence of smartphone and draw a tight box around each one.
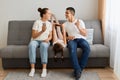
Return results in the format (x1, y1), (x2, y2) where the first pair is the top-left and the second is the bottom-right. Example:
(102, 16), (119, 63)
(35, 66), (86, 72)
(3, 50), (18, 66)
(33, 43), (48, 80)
(43, 23), (46, 26)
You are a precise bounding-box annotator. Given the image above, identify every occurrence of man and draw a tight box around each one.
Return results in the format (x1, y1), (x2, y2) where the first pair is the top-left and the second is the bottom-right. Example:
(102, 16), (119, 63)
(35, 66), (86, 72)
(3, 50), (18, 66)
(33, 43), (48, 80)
(63, 7), (90, 80)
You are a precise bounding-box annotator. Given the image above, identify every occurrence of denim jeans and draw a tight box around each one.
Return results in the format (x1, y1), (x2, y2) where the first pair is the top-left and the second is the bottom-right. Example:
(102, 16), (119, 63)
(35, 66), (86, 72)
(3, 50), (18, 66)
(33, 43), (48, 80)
(67, 38), (90, 73)
(28, 40), (50, 64)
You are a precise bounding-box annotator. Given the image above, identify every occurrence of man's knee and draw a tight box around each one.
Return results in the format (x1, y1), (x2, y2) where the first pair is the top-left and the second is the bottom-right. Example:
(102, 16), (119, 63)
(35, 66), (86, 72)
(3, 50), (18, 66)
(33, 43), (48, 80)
(82, 40), (91, 52)
(68, 40), (77, 53)
(68, 40), (74, 47)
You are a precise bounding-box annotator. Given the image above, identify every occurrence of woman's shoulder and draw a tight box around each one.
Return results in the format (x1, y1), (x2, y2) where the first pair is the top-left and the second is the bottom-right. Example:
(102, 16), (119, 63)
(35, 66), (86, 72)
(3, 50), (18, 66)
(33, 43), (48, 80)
(46, 21), (52, 24)
(34, 19), (42, 23)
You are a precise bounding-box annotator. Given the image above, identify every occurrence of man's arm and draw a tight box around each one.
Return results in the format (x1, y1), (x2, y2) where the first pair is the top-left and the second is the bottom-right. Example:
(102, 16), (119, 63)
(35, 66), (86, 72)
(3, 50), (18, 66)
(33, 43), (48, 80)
(75, 20), (87, 36)
(62, 24), (75, 41)
(77, 27), (87, 36)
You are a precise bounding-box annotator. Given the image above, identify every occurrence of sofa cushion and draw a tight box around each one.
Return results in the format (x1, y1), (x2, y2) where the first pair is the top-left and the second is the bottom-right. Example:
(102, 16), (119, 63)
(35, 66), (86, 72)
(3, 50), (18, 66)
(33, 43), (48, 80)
(7, 21), (34, 45)
(84, 20), (103, 44)
(89, 44), (110, 57)
(86, 29), (94, 45)
(0, 44), (109, 58)
(0, 45), (28, 58)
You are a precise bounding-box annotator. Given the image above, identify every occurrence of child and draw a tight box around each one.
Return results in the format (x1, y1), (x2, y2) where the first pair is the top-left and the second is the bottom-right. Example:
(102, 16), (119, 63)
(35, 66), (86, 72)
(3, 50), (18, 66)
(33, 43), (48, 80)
(51, 14), (67, 61)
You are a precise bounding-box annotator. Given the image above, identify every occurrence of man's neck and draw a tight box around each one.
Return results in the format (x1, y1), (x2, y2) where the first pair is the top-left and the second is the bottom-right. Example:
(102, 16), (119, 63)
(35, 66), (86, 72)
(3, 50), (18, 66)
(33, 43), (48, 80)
(68, 16), (75, 22)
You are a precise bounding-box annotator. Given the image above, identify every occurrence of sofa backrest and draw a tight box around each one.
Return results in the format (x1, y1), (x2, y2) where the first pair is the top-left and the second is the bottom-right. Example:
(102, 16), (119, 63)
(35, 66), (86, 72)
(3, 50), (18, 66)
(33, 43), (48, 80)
(7, 20), (103, 45)
(84, 20), (103, 44)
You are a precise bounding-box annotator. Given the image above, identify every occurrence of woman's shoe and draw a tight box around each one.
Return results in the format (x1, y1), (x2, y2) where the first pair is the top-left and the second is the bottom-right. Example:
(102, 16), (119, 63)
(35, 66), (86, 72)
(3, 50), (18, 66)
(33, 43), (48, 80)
(41, 69), (47, 78)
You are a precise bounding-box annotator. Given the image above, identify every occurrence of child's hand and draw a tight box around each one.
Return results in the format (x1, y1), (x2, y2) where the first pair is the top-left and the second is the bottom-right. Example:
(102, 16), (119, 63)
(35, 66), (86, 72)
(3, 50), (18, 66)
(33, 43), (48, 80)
(55, 23), (61, 26)
(53, 23), (61, 27)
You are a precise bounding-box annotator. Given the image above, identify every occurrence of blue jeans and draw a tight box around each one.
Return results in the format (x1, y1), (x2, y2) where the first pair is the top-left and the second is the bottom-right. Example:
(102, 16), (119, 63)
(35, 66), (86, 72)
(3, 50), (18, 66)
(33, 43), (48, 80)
(68, 38), (90, 73)
(28, 40), (50, 64)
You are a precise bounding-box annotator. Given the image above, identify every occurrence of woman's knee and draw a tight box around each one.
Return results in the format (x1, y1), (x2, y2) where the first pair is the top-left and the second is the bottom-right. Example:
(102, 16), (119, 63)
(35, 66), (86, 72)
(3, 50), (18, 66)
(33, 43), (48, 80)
(40, 42), (50, 48)
(29, 40), (38, 48)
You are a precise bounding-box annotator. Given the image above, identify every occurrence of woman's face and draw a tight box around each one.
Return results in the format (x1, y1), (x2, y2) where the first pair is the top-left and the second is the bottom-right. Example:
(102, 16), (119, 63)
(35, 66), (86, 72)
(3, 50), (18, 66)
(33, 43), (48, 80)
(44, 10), (51, 20)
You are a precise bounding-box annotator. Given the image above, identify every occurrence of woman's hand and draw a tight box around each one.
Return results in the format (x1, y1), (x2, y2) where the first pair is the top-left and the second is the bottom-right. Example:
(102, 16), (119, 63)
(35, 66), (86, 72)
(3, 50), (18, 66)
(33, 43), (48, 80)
(43, 39), (49, 43)
(41, 23), (47, 32)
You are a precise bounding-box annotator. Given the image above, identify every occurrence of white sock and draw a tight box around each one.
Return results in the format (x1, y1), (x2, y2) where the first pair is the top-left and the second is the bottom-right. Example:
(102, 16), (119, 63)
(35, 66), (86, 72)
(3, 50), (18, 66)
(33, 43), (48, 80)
(29, 68), (35, 77)
(41, 69), (47, 77)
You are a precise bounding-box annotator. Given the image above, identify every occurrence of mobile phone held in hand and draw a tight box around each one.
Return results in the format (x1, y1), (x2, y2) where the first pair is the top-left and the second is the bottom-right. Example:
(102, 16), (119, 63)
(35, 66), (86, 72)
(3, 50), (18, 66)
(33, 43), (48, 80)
(43, 23), (46, 26)
(42, 23), (47, 32)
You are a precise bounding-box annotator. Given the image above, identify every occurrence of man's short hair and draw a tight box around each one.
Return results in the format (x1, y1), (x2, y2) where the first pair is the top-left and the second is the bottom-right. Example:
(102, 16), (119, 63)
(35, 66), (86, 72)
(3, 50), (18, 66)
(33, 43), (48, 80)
(66, 7), (75, 16)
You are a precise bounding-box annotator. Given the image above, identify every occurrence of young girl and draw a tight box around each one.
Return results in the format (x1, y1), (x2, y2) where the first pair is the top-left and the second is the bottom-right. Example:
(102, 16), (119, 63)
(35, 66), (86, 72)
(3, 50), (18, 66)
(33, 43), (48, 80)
(51, 14), (67, 61)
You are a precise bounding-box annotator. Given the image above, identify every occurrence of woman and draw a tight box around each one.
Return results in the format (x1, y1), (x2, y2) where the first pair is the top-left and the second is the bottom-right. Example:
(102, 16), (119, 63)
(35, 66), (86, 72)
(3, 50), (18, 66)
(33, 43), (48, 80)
(51, 14), (67, 61)
(28, 8), (52, 77)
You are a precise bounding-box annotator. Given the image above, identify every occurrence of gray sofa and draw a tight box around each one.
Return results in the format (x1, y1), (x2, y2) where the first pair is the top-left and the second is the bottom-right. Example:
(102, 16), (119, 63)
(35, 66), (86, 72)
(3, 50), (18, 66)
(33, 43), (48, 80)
(0, 20), (110, 69)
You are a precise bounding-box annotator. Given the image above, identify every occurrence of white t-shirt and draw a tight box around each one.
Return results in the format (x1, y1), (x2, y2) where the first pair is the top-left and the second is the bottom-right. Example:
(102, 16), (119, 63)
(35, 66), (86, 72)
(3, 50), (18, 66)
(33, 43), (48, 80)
(64, 19), (86, 39)
(31, 19), (52, 41)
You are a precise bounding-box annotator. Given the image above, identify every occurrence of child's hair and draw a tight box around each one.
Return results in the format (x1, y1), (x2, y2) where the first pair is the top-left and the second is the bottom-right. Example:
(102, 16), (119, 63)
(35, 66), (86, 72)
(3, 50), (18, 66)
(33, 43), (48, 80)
(53, 43), (64, 53)
(38, 7), (49, 17)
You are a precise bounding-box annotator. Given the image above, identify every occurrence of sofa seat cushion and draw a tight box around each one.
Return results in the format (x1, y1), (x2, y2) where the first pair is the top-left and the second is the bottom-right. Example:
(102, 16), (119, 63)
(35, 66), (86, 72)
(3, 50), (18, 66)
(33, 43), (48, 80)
(89, 44), (110, 57)
(0, 44), (109, 58)
(0, 45), (28, 58)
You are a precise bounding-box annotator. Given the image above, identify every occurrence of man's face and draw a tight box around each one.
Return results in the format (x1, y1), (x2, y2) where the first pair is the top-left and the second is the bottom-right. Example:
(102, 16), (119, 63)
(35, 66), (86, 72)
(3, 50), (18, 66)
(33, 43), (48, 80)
(65, 10), (73, 19)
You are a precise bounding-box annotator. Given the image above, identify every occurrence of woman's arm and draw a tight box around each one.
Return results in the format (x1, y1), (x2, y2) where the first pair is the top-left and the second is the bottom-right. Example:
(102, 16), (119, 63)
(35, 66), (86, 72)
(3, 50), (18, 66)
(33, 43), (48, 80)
(32, 24), (46, 39)
(32, 30), (43, 39)
(43, 31), (52, 43)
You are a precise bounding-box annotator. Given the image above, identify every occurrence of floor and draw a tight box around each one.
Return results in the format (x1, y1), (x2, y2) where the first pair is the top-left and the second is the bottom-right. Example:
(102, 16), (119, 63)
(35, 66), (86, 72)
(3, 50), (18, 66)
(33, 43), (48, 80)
(0, 59), (119, 80)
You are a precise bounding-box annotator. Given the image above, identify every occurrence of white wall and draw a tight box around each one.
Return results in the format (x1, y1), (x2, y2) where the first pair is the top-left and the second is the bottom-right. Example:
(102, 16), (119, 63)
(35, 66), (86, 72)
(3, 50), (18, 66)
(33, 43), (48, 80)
(0, 0), (98, 48)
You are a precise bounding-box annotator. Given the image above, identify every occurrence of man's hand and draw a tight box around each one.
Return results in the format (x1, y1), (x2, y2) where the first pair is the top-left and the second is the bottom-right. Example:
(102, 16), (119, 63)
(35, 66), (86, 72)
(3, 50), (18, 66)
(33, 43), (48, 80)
(75, 20), (80, 28)
(75, 20), (87, 36)
(67, 36), (75, 40)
